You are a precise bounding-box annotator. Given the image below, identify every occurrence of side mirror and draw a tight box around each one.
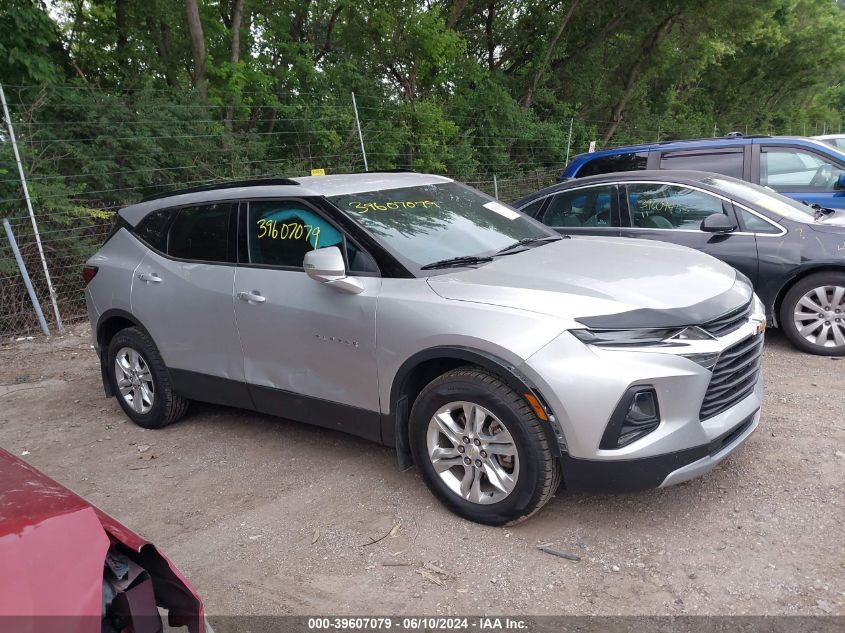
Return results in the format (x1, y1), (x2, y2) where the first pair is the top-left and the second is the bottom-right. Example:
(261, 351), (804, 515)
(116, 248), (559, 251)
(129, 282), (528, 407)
(836, 173), (845, 190)
(700, 213), (737, 234)
(303, 246), (364, 294)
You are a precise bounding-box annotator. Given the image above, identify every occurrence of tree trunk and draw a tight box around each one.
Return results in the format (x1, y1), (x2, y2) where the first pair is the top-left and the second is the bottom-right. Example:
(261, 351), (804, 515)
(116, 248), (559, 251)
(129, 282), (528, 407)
(522, 0), (581, 108)
(447, 0), (470, 29)
(485, 2), (496, 70)
(601, 13), (679, 143)
(146, 17), (178, 86)
(225, 0), (245, 130)
(184, 0), (208, 97)
(115, 0), (128, 72)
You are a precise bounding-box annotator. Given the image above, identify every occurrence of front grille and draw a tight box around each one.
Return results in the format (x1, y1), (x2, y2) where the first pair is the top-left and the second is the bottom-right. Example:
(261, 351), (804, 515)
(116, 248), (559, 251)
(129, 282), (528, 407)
(699, 334), (763, 420)
(702, 300), (752, 337)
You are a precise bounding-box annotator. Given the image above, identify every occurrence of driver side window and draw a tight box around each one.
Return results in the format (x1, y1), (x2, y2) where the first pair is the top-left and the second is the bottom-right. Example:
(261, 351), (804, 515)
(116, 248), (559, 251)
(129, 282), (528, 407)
(246, 201), (377, 273)
(761, 148), (844, 192)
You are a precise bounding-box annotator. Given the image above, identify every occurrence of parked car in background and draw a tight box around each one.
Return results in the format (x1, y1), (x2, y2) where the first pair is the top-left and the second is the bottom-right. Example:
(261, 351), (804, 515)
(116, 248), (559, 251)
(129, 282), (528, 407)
(515, 170), (845, 356)
(0, 448), (208, 633)
(559, 135), (845, 211)
(814, 134), (845, 151)
(85, 173), (764, 525)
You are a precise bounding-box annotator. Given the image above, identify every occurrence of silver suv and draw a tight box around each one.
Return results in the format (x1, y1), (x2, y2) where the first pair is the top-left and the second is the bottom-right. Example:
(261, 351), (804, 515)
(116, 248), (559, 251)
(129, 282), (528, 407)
(84, 173), (765, 524)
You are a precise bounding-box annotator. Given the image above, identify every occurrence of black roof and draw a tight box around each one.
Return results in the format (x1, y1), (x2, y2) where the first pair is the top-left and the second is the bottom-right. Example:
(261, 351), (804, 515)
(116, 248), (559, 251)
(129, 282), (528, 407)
(140, 178), (300, 202)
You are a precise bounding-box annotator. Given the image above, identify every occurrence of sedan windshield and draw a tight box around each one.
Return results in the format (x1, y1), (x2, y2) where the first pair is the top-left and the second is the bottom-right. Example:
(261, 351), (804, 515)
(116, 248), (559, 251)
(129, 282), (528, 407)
(701, 176), (816, 222)
(329, 182), (554, 268)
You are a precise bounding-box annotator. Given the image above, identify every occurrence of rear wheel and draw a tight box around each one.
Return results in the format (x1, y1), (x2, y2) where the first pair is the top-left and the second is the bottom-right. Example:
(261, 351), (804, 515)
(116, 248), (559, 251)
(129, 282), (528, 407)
(107, 327), (189, 428)
(780, 272), (845, 356)
(409, 367), (560, 525)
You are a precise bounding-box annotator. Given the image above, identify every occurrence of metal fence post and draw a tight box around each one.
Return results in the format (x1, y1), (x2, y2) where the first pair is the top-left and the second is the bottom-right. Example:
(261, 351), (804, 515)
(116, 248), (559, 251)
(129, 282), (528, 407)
(351, 92), (368, 172)
(0, 83), (64, 333)
(3, 219), (50, 337)
(564, 117), (574, 164)
(493, 175), (499, 200)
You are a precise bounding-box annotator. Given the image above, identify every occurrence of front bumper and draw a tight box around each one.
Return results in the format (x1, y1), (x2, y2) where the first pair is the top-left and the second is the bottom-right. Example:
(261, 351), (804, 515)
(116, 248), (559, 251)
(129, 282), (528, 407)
(519, 306), (765, 491)
(559, 408), (759, 491)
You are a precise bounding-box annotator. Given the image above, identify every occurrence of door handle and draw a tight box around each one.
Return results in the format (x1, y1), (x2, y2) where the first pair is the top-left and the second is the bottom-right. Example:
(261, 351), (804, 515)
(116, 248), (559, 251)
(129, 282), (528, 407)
(137, 272), (162, 283)
(237, 291), (266, 304)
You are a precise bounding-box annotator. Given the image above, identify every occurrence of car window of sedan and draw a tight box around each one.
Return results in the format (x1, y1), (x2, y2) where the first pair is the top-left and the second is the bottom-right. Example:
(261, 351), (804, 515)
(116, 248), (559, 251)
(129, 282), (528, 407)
(246, 200), (378, 274)
(543, 186), (614, 227)
(761, 148), (845, 192)
(626, 184), (724, 231)
(736, 208), (781, 234)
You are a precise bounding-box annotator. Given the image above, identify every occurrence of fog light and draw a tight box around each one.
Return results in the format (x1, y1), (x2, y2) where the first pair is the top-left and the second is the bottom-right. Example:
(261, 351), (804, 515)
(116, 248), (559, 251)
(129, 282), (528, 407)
(630, 391), (657, 420)
(600, 387), (661, 449)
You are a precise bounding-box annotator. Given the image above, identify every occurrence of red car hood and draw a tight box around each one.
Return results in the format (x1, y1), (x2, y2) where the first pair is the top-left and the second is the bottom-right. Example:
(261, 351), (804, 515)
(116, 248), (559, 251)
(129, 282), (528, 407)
(0, 448), (204, 633)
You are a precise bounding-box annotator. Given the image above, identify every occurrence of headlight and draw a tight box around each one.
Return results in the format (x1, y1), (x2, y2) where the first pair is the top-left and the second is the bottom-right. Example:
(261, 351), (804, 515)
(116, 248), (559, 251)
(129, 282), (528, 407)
(571, 326), (713, 347)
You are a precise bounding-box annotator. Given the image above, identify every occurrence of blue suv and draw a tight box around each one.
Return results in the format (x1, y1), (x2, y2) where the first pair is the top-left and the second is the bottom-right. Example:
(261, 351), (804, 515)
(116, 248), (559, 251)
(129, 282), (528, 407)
(561, 135), (845, 210)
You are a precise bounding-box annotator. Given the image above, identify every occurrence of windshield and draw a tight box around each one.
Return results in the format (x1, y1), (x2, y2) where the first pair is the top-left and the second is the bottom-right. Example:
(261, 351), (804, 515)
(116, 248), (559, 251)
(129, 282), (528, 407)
(700, 176), (816, 222)
(329, 182), (554, 268)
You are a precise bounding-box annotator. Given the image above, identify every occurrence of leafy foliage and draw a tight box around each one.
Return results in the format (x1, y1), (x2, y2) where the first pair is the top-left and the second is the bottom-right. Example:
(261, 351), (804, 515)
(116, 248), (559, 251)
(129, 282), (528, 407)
(0, 0), (843, 332)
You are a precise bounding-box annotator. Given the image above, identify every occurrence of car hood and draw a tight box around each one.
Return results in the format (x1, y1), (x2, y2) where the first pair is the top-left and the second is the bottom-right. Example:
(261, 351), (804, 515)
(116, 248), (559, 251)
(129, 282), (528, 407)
(0, 449), (204, 632)
(426, 236), (748, 327)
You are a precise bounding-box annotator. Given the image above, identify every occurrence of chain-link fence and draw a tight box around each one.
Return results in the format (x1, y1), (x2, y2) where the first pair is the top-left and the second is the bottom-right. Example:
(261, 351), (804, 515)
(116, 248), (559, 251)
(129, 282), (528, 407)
(2, 83), (838, 338)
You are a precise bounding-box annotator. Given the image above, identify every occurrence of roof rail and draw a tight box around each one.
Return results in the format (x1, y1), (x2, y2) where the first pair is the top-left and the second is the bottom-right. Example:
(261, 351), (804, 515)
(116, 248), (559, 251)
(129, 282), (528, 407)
(141, 177), (300, 202)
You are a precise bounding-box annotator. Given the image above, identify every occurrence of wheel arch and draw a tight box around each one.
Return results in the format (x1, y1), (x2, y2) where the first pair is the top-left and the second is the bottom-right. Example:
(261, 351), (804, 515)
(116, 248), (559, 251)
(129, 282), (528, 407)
(383, 346), (559, 469)
(95, 309), (152, 397)
(771, 264), (845, 327)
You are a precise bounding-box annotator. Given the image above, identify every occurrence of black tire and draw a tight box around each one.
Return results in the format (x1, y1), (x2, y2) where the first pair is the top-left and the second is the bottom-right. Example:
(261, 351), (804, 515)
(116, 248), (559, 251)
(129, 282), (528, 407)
(779, 272), (845, 356)
(409, 367), (561, 525)
(107, 327), (189, 428)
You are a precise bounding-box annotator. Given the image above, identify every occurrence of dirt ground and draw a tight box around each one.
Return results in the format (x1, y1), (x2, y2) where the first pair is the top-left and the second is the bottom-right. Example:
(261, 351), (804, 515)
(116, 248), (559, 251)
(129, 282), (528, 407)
(1, 323), (843, 618)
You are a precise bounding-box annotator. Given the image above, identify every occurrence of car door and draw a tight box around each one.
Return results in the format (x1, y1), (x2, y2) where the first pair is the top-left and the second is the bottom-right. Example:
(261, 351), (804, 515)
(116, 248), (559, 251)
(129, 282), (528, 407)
(233, 198), (383, 441)
(619, 182), (759, 285)
(534, 184), (621, 237)
(131, 201), (249, 404)
(755, 144), (845, 209)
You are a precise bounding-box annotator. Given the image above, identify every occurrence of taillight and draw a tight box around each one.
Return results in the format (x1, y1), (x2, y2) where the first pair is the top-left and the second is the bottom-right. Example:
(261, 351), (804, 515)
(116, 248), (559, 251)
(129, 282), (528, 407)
(82, 265), (99, 285)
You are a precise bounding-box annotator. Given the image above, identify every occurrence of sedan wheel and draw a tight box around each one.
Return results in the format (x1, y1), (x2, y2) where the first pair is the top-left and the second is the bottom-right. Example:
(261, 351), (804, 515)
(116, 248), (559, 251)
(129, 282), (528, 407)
(114, 346), (155, 414)
(426, 401), (520, 504)
(791, 285), (845, 349)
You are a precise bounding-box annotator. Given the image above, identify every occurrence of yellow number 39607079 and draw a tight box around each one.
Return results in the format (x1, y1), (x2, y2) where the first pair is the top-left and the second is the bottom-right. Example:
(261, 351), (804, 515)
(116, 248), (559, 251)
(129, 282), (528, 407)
(256, 219), (320, 248)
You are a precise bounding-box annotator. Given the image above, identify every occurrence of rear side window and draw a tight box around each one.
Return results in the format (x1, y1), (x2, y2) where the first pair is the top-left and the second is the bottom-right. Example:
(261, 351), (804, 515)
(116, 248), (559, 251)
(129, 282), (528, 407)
(167, 203), (235, 262)
(659, 150), (743, 179)
(577, 153), (648, 177)
(543, 186), (614, 227)
(134, 209), (172, 251)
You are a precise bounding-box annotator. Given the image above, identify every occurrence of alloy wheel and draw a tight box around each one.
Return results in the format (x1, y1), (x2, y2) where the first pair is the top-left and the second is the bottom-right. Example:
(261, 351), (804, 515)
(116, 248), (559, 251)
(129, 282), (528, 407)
(114, 347), (155, 414)
(792, 285), (845, 348)
(426, 401), (520, 504)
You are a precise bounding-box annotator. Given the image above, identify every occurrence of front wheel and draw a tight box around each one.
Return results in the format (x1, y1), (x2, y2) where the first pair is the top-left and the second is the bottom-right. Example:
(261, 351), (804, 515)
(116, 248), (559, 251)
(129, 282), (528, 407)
(780, 273), (845, 356)
(409, 367), (560, 525)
